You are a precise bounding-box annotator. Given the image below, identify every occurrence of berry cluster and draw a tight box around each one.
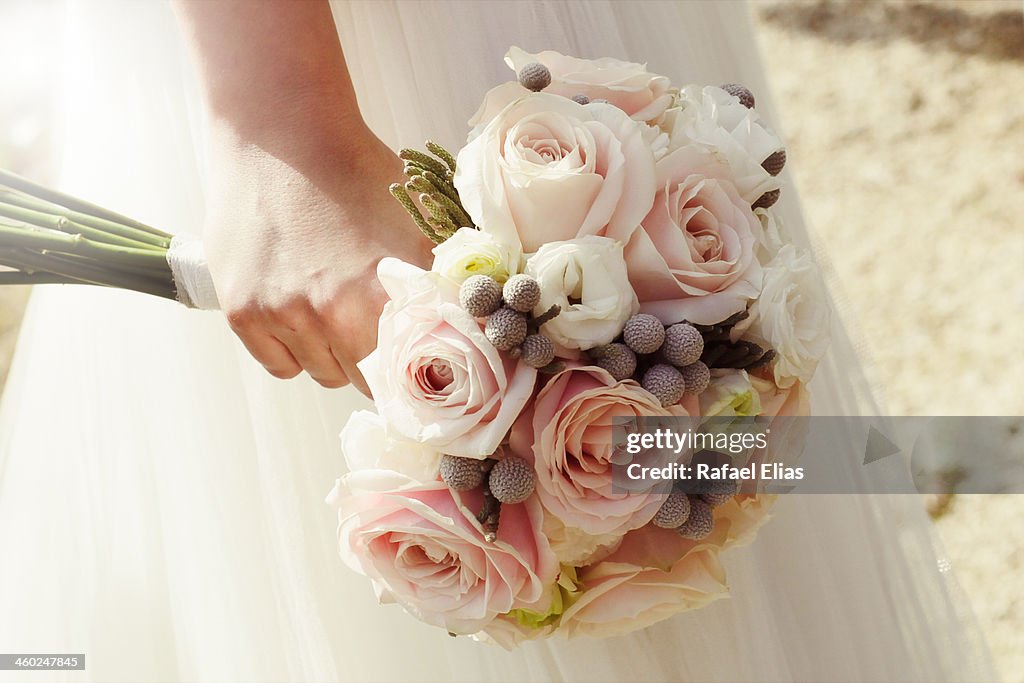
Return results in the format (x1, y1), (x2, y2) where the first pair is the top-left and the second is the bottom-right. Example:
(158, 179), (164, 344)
(588, 314), (710, 407)
(459, 274), (558, 369)
(439, 453), (537, 542)
(650, 478), (740, 540)
(439, 453), (536, 504)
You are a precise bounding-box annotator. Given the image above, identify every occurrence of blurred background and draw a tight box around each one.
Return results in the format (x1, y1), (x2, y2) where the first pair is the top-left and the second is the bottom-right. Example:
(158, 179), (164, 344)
(0, 0), (1021, 679)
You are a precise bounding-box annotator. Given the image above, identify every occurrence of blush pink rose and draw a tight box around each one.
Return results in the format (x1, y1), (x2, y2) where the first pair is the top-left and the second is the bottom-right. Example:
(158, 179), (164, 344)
(559, 523), (728, 638)
(625, 146), (763, 326)
(359, 259), (537, 458)
(455, 92), (656, 254)
(559, 490), (775, 637)
(331, 471), (558, 636)
(511, 364), (698, 537)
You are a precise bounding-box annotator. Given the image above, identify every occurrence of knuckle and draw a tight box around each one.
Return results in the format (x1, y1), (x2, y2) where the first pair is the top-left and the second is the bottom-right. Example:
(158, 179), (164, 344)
(225, 300), (261, 332)
(272, 296), (315, 331)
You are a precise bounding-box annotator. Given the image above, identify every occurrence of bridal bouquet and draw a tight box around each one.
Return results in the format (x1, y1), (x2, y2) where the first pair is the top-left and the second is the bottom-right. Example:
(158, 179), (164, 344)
(326, 48), (830, 645)
(0, 46), (830, 645)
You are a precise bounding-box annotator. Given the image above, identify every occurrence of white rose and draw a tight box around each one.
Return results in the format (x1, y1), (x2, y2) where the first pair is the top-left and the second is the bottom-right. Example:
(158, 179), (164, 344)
(339, 410), (441, 484)
(455, 93), (656, 254)
(525, 236), (637, 350)
(737, 245), (830, 388)
(431, 227), (520, 285)
(663, 85), (783, 203)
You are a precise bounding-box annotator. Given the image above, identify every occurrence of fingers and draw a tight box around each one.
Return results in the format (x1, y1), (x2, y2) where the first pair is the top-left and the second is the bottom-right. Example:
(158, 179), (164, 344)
(320, 296), (376, 398)
(234, 329), (303, 380)
(329, 341), (370, 397)
(227, 301), (350, 388)
(276, 328), (350, 389)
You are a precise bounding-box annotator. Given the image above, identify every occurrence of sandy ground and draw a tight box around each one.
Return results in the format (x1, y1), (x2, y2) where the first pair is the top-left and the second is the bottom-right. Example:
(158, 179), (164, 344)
(753, 1), (1024, 679)
(1, 0), (1022, 679)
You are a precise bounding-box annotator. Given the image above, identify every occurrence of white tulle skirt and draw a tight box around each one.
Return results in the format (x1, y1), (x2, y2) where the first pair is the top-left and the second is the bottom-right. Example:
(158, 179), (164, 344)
(0, 2), (995, 681)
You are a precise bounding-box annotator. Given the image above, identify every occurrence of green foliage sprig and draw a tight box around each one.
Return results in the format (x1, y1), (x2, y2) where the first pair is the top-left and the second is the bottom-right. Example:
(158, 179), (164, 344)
(390, 141), (476, 244)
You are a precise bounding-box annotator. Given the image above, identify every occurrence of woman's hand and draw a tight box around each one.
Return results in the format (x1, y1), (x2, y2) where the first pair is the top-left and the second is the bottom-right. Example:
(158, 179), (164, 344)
(204, 123), (432, 393)
(175, 0), (432, 392)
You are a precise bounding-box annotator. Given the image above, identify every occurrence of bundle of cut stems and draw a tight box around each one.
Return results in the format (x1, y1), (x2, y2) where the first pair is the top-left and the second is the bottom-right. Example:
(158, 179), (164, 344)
(0, 169), (179, 300)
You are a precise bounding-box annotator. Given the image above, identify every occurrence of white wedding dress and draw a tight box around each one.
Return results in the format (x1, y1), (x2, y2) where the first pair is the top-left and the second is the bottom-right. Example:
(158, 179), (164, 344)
(0, 2), (996, 681)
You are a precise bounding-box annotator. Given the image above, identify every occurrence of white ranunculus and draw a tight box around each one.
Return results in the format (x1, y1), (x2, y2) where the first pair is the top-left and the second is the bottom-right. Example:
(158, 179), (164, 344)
(740, 245), (831, 388)
(663, 85), (783, 204)
(525, 236), (638, 350)
(455, 92), (656, 254)
(430, 227), (520, 285)
(339, 410), (442, 484)
(700, 369), (762, 418)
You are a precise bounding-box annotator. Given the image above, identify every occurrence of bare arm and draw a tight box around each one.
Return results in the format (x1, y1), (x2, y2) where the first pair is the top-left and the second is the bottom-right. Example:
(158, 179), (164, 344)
(174, 0), (432, 392)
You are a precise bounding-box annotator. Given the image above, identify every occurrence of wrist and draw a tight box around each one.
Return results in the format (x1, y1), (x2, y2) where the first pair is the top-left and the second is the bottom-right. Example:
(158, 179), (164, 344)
(207, 91), (387, 186)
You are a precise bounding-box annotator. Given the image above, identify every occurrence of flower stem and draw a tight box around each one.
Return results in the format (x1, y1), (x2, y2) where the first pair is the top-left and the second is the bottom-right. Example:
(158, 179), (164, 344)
(0, 223), (170, 270)
(0, 191), (170, 249)
(0, 248), (175, 300)
(0, 270), (85, 285)
(0, 199), (163, 251)
(0, 168), (172, 240)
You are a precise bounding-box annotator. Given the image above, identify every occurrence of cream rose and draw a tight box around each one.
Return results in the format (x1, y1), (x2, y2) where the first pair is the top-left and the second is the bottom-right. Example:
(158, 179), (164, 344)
(430, 227), (520, 285)
(663, 85), (783, 203)
(511, 365), (698, 537)
(358, 258), (537, 458)
(455, 92), (656, 253)
(625, 146), (763, 326)
(525, 236), (638, 350)
(331, 472), (558, 635)
(732, 245), (831, 388)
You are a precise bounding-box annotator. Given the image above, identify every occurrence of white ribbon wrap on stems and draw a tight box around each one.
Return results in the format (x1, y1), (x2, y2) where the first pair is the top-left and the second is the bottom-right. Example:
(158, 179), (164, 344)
(167, 234), (220, 310)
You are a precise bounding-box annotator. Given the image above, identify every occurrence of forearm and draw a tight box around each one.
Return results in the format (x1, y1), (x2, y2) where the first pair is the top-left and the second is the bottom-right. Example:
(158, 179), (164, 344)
(173, 0), (375, 166)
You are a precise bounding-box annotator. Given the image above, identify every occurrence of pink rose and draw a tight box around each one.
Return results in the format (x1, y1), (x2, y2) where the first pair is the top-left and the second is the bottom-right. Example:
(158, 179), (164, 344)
(359, 259), (537, 458)
(511, 365), (698, 537)
(469, 47), (673, 129)
(331, 471), (558, 635)
(625, 146), (763, 325)
(559, 524), (728, 638)
(560, 491), (774, 637)
(455, 93), (656, 254)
